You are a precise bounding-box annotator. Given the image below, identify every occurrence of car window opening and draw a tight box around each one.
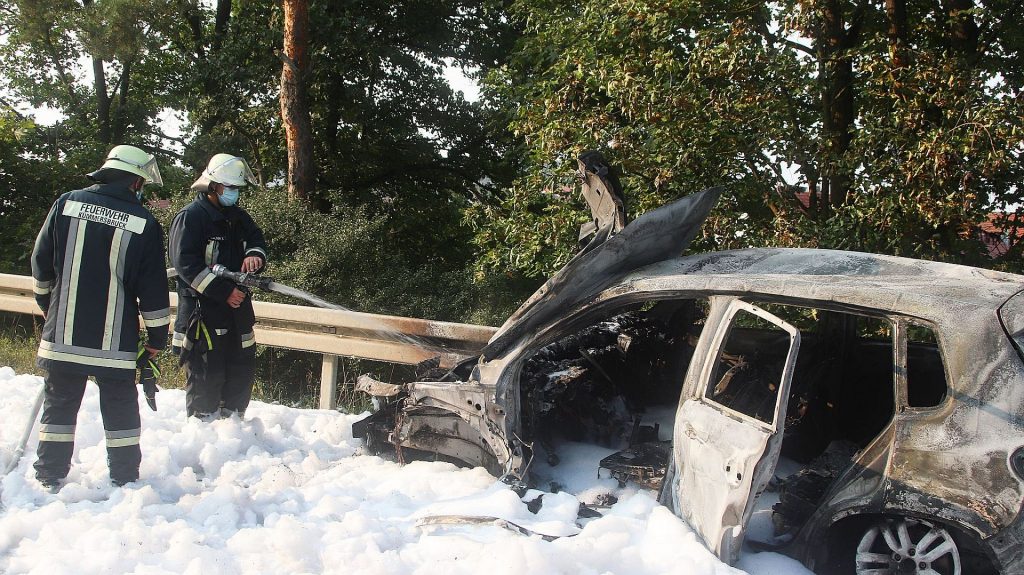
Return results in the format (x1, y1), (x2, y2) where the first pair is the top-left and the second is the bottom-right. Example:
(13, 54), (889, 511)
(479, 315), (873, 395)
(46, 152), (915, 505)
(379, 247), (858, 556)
(704, 308), (789, 425)
(905, 322), (948, 408)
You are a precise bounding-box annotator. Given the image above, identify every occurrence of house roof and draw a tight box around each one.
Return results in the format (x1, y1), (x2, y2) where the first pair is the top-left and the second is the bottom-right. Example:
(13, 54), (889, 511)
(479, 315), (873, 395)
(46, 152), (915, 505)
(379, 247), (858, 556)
(979, 212), (1023, 257)
(980, 212), (1024, 237)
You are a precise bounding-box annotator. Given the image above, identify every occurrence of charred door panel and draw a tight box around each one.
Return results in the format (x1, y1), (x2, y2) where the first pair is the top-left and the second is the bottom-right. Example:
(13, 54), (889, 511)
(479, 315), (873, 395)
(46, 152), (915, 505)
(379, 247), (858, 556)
(670, 299), (801, 564)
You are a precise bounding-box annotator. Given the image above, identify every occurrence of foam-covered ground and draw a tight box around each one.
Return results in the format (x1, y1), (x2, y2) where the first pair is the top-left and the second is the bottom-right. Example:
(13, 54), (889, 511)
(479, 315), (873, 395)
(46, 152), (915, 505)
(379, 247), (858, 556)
(0, 367), (810, 574)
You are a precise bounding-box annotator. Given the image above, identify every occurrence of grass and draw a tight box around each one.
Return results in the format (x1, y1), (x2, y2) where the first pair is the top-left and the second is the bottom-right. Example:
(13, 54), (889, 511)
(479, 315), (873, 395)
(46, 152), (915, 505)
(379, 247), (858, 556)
(254, 349), (377, 412)
(0, 332), (42, 377)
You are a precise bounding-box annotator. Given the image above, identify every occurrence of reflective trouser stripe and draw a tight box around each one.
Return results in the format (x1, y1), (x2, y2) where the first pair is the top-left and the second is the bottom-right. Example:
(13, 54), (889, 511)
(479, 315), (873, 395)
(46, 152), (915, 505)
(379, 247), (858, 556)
(34, 278), (54, 295)
(172, 331), (185, 347)
(240, 331), (255, 348)
(39, 423), (76, 442)
(106, 428), (141, 448)
(107, 438), (139, 447)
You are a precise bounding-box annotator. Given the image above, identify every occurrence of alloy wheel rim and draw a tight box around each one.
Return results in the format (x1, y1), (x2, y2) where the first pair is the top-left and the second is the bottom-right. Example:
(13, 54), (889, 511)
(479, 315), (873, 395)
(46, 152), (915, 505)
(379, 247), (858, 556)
(855, 517), (961, 575)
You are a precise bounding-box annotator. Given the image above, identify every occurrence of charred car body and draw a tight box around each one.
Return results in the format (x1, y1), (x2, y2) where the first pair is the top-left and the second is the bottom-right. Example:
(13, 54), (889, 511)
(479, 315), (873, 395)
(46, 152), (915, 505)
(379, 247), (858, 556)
(354, 153), (1024, 575)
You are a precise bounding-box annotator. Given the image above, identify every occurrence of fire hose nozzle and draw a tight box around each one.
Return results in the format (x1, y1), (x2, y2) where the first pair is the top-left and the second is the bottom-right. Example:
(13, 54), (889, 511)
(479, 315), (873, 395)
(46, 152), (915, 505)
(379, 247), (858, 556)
(211, 264), (273, 290)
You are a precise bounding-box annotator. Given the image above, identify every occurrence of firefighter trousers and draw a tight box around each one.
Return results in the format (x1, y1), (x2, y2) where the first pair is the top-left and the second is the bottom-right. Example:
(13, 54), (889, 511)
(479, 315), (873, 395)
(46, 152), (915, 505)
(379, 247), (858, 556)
(183, 326), (256, 418)
(34, 370), (142, 485)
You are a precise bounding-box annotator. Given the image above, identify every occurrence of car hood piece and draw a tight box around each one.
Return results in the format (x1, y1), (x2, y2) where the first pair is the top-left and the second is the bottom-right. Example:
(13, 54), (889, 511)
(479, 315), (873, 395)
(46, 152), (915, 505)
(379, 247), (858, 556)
(481, 186), (722, 360)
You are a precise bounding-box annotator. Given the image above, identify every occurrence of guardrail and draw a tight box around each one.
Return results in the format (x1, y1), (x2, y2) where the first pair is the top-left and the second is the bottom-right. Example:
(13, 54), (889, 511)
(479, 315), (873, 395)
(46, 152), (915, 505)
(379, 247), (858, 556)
(0, 273), (496, 409)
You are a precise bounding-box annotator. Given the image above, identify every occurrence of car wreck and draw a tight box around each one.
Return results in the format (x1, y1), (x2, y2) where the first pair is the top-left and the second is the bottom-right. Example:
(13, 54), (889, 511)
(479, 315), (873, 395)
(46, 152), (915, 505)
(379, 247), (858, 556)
(354, 153), (1024, 575)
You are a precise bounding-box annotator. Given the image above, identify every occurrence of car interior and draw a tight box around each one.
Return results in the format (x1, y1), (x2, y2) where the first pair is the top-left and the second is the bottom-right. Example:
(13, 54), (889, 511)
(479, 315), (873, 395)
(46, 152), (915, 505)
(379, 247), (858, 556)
(516, 296), (950, 538)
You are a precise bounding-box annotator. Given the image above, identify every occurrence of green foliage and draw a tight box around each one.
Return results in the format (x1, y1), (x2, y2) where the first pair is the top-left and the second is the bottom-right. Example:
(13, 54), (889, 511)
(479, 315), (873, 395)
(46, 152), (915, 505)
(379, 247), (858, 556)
(237, 185), (522, 324)
(0, 0), (184, 150)
(476, 0), (1024, 277)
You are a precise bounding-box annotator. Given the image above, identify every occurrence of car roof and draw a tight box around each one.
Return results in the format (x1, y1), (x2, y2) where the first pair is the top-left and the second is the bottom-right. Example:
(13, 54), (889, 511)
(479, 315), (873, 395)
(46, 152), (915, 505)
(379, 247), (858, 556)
(632, 247), (1024, 322)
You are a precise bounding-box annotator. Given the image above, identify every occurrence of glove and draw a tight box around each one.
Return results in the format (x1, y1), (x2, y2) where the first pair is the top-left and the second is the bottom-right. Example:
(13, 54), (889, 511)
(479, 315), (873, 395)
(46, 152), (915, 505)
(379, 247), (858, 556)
(137, 342), (161, 411)
(178, 307), (213, 367)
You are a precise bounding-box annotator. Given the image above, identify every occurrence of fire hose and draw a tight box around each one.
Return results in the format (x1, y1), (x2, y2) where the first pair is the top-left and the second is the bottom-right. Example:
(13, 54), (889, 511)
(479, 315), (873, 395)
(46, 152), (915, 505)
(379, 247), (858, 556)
(0, 382), (45, 507)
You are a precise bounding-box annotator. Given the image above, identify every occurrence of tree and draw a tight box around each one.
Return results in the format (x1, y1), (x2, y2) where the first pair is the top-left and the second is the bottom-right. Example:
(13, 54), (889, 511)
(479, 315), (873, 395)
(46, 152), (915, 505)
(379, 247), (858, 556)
(0, 111), (67, 273)
(475, 0), (1024, 277)
(0, 0), (525, 320)
(0, 0), (186, 158)
(279, 0), (314, 201)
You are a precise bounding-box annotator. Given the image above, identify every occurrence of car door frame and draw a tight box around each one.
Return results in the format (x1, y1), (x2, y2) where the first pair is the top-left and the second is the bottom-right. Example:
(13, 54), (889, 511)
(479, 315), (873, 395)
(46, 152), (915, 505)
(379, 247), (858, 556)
(663, 296), (801, 564)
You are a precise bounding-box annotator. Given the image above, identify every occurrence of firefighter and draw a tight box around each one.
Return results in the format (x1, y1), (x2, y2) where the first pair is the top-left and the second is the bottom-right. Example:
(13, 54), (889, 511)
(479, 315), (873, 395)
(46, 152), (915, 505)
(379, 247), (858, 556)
(31, 145), (170, 491)
(169, 154), (267, 419)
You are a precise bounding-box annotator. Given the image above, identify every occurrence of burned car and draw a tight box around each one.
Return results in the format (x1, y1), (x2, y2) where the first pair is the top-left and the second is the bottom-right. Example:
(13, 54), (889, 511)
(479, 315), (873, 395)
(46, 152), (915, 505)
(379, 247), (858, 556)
(354, 153), (1024, 575)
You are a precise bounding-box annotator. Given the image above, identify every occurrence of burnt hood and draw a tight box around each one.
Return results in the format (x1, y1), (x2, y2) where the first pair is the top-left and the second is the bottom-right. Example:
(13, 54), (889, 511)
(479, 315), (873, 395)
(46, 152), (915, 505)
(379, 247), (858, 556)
(481, 185), (722, 360)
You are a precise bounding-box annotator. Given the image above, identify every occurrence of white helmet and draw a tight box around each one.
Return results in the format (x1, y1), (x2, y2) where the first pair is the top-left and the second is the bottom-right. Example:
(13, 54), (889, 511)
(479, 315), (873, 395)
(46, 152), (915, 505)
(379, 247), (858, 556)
(190, 153), (257, 193)
(94, 145), (163, 186)
(204, 154), (257, 187)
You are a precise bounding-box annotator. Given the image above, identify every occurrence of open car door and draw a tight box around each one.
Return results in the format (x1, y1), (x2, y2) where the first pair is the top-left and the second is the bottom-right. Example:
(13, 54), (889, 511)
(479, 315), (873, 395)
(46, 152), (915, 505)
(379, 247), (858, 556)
(666, 299), (801, 564)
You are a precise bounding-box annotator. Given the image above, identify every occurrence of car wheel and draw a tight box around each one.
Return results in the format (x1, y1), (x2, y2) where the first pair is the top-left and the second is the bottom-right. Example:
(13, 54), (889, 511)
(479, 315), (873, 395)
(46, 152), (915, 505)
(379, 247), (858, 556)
(855, 517), (961, 575)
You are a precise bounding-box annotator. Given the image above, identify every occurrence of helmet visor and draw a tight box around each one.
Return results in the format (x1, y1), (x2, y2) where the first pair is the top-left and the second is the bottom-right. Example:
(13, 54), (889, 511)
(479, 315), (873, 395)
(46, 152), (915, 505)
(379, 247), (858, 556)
(109, 154), (163, 186)
(205, 156), (257, 187)
(138, 156), (163, 186)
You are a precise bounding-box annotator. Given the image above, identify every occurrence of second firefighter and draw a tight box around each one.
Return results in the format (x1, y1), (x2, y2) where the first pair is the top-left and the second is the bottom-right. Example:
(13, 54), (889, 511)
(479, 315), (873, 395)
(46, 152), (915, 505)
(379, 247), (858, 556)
(169, 154), (268, 419)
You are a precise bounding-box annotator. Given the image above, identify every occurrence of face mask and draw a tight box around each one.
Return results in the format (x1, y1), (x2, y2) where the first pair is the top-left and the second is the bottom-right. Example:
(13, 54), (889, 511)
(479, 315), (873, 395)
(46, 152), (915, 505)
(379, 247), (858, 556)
(220, 187), (240, 206)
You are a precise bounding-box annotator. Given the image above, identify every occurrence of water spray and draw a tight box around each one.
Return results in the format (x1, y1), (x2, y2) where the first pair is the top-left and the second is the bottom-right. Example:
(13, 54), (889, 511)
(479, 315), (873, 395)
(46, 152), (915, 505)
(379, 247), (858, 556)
(172, 266), (442, 352)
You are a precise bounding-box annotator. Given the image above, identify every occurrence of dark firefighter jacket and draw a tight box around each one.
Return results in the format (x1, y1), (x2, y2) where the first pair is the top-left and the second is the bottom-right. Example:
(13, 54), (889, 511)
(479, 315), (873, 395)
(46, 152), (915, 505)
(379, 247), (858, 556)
(168, 193), (267, 350)
(31, 183), (171, 379)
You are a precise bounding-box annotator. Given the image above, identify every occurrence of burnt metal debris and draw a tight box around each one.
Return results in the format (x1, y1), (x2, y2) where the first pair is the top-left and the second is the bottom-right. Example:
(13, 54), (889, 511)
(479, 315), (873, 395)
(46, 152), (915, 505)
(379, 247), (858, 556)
(599, 441), (671, 490)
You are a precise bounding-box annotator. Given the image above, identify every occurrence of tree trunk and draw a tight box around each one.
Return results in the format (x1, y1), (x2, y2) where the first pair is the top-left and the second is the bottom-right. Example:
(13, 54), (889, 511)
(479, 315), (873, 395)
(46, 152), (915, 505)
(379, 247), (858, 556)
(82, 0), (111, 146)
(91, 56), (111, 146)
(884, 0), (908, 68)
(212, 0), (231, 52)
(112, 60), (131, 143)
(819, 0), (857, 209)
(280, 0), (315, 202)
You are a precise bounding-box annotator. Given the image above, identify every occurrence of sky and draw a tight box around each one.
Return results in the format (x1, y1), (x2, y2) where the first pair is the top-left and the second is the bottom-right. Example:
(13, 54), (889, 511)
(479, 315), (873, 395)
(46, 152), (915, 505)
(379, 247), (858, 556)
(443, 61), (481, 103)
(0, 367), (813, 575)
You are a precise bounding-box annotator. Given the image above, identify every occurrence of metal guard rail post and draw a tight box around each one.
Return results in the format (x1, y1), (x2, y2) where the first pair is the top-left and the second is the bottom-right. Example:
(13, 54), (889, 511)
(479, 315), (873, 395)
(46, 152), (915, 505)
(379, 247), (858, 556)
(0, 273), (497, 410)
